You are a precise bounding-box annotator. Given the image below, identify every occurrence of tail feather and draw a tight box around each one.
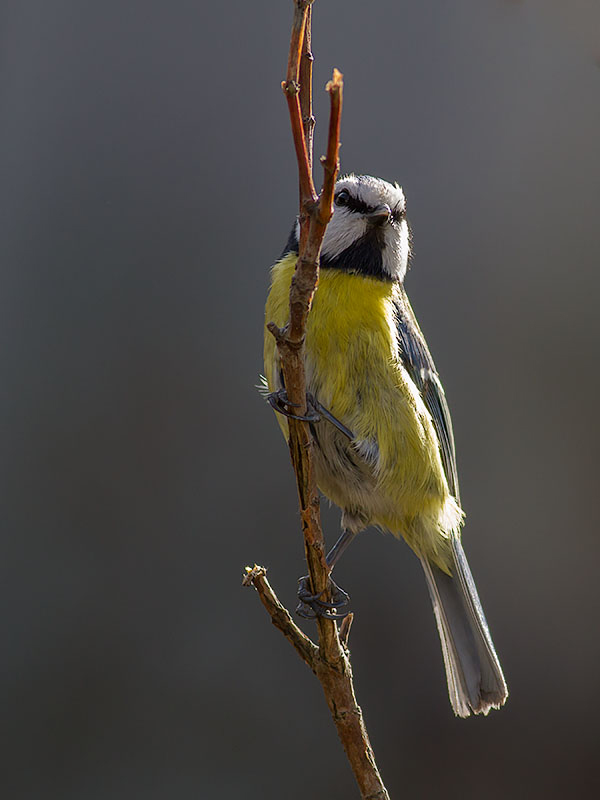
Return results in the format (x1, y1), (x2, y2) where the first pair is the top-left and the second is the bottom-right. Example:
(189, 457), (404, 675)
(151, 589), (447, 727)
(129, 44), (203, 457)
(420, 537), (508, 717)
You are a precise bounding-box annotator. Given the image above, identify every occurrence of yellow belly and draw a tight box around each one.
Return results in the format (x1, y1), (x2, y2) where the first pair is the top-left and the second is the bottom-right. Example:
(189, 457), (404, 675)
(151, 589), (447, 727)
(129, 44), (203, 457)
(264, 253), (463, 569)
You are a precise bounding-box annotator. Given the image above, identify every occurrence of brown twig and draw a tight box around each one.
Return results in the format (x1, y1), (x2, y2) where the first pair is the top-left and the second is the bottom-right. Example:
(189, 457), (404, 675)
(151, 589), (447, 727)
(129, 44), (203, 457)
(244, 568), (389, 800)
(246, 4), (390, 799)
(339, 612), (354, 649)
(299, 4), (314, 171)
(282, 1), (317, 208)
(243, 566), (317, 668)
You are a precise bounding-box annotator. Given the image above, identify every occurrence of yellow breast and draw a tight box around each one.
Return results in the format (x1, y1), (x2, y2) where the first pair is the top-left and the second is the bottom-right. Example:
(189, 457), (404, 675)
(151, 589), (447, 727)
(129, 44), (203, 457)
(264, 253), (461, 568)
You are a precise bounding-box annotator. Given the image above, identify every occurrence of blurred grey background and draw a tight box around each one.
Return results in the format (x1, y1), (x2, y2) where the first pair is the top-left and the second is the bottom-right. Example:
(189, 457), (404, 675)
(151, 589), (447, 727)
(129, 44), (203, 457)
(1, 1), (599, 798)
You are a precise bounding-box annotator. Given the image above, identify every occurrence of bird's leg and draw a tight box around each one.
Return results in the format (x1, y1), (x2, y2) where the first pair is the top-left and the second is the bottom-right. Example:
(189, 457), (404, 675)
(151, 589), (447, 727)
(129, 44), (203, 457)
(310, 396), (355, 440)
(325, 529), (357, 570)
(296, 530), (357, 620)
(267, 389), (354, 441)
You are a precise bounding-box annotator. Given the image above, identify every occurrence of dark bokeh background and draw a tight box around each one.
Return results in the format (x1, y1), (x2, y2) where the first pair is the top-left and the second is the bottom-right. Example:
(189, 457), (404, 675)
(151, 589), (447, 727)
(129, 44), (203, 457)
(2, 1), (599, 798)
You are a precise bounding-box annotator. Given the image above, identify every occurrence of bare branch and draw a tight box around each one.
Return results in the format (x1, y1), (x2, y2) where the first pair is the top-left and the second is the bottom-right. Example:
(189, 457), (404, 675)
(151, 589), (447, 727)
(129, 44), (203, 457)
(319, 69), (343, 223)
(247, 5), (390, 799)
(276, 67), (344, 647)
(243, 569), (389, 799)
(299, 4), (315, 171)
(282, 1), (317, 206)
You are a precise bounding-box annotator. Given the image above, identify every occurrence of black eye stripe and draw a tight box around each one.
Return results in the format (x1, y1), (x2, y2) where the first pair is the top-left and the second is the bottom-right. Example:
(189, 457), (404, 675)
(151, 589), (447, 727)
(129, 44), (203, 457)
(335, 192), (373, 215)
(392, 204), (406, 223)
(335, 191), (406, 219)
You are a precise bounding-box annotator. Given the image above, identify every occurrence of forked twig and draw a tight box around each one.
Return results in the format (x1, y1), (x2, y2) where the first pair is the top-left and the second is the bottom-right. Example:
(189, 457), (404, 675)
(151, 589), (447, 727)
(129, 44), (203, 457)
(245, 4), (390, 798)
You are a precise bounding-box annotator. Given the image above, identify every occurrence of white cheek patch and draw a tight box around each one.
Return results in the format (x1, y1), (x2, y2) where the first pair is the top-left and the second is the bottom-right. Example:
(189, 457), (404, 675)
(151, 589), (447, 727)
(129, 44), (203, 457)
(382, 219), (409, 280)
(322, 208), (368, 259)
(398, 220), (410, 278)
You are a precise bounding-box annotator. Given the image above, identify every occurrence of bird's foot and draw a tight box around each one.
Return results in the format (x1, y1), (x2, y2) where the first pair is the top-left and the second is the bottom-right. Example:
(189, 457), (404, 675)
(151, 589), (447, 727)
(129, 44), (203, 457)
(267, 389), (320, 422)
(267, 389), (354, 440)
(296, 575), (351, 620)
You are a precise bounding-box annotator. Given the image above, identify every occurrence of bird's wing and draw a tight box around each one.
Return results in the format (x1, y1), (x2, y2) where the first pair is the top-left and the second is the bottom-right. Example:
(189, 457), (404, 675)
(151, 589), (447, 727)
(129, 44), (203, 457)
(394, 288), (460, 500)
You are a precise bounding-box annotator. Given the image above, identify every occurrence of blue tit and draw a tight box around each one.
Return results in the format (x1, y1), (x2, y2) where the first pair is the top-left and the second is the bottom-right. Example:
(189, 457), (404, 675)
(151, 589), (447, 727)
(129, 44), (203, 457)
(264, 174), (507, 717)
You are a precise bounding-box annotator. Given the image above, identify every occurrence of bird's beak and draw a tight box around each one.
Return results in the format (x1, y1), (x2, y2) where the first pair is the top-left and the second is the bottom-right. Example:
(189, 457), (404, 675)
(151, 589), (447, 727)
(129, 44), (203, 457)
(365, 204), (391, 226)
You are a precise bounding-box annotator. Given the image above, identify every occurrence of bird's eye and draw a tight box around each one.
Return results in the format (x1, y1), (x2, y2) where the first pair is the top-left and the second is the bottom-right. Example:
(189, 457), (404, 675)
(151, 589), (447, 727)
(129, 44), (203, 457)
(335, 189), (350, 207)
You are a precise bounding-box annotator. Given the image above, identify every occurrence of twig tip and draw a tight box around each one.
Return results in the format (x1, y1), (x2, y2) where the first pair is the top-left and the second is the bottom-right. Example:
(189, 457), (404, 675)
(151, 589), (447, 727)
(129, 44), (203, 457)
(243, 564), (267, 587)
(326, 68), (344, 93)
(267, 321), (287, 343)
(339, 612), (354, 647)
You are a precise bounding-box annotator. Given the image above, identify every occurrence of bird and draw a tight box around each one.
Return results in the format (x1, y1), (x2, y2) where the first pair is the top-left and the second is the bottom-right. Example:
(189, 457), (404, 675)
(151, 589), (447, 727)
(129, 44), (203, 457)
(263, 174), (508, 717)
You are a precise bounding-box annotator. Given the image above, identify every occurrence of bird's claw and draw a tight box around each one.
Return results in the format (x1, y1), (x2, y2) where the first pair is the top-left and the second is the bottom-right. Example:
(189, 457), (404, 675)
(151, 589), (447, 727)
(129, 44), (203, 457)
(267, 389), (354, 440)
(295, 575), (351, 620)
(267, 389), (321, 422)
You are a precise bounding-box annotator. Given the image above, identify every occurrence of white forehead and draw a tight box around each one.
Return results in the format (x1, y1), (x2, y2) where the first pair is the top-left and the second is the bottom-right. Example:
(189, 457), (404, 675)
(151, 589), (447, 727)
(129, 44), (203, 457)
(336, 174), (405, 210)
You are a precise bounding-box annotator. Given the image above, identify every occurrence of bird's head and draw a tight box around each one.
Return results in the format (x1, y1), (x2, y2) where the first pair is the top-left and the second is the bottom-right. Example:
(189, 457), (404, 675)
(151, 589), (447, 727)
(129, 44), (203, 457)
(285, 175), (410, 281)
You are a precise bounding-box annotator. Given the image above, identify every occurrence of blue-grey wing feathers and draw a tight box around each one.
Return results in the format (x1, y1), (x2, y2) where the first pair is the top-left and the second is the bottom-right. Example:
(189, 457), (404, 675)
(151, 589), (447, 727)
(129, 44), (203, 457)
(394, 287), (508, 715)
(394, 288), (460, 500)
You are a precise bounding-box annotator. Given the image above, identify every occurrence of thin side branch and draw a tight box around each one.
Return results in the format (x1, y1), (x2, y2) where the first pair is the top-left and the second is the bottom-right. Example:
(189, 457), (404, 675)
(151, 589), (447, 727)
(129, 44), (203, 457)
(244, 566), (390, 800)
(318, 70), (343, 224)
(282, 0), (317, 206)
(299, 4), (315, 171)
(243, 566), (317, 668)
